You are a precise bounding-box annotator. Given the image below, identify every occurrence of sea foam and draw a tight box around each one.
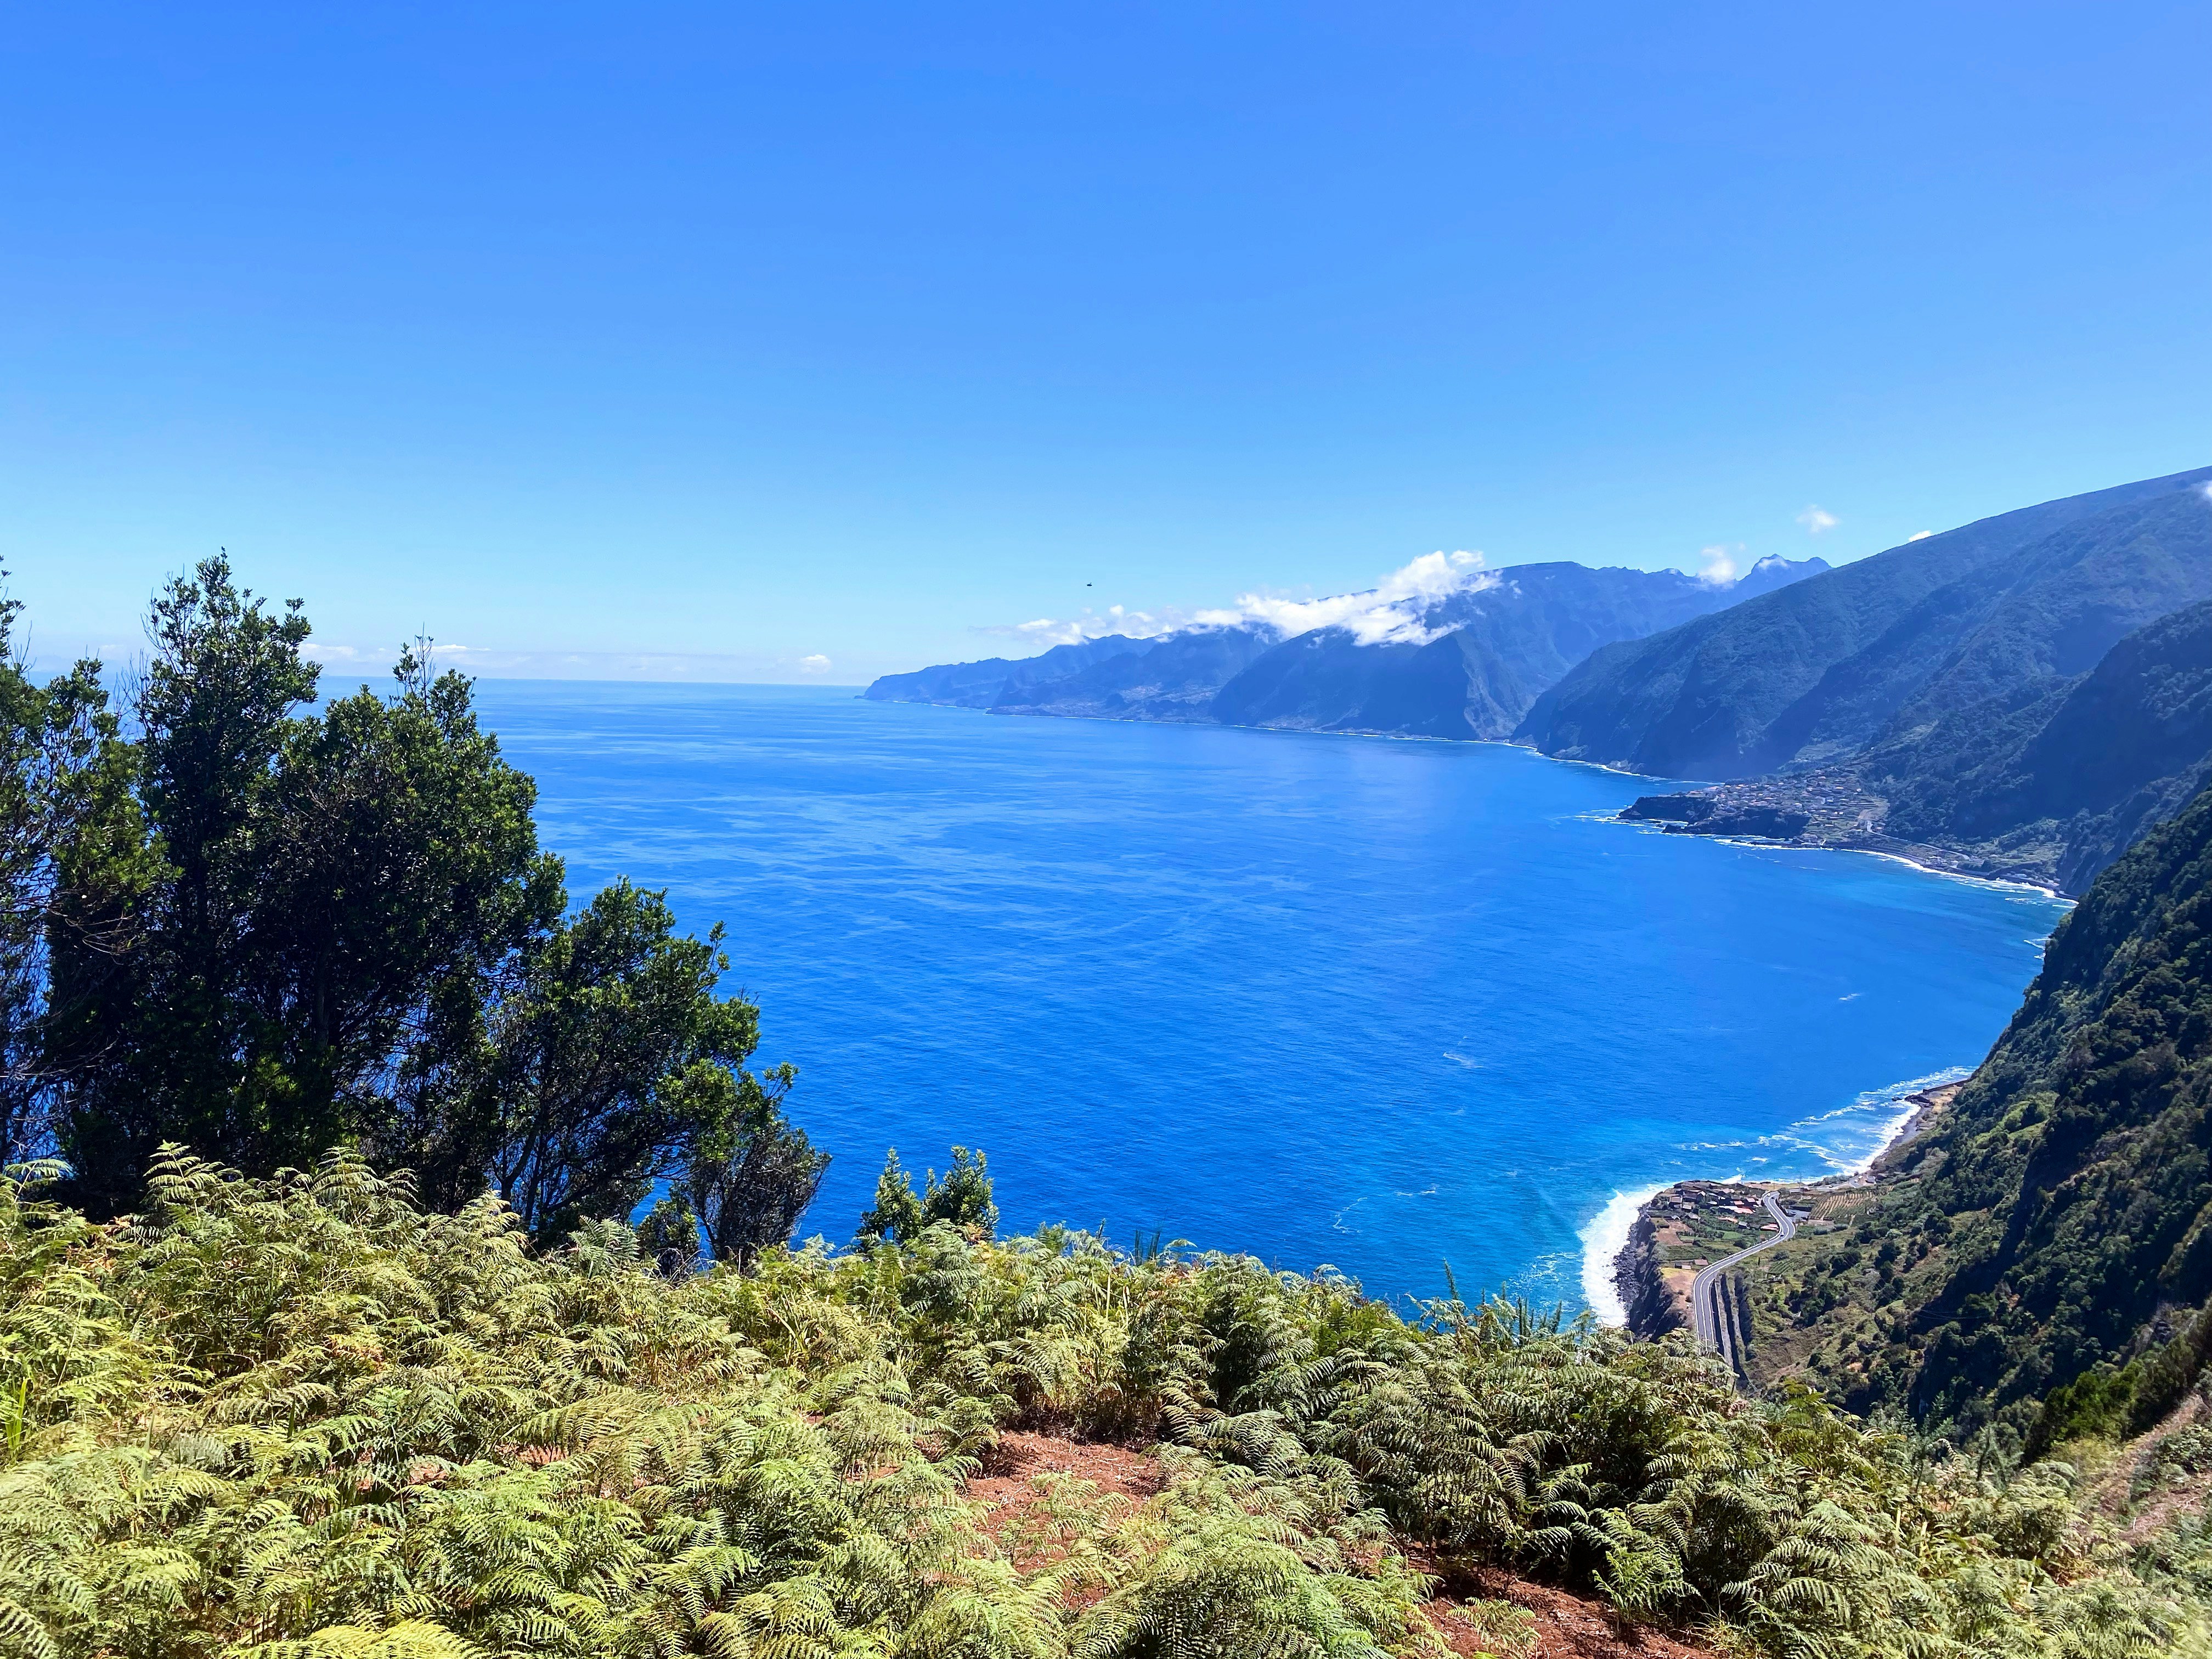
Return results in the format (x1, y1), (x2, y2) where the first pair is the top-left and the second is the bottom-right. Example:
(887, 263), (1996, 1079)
(1579, 1184), (1672, 1327)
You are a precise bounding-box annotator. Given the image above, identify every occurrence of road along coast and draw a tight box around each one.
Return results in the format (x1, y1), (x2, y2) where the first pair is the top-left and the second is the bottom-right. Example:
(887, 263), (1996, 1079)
(1609, 1083), (1961, 1384)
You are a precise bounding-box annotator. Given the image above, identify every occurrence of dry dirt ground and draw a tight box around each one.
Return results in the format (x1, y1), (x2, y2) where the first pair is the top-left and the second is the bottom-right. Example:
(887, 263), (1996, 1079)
(966, 1432), (1720, 1658)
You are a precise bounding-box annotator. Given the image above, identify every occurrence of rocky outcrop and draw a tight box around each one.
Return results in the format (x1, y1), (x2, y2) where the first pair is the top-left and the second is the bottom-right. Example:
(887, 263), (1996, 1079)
(1621, 794), (1809, 840)
(1615, 1207), (1689, 1340)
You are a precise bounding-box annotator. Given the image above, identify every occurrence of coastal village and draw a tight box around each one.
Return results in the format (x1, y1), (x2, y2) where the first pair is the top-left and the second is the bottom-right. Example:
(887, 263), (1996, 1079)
(1614, 1084), (1960, 1386)
(1617, 778), (2076, 888)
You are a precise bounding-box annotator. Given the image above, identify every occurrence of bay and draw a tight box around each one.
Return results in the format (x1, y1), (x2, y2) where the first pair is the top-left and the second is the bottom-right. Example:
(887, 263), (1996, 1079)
(473, 680), (2068, 1312)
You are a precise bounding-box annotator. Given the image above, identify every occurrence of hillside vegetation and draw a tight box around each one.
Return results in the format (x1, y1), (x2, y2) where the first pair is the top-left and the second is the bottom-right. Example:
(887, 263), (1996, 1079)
(1517, 467), (2212, 781)
(8, 560), (2212, 1656)
(1741, 771), (2212, 1447)
(1860, 597), (2212, 892)
(4, 1149), (2206, 1659)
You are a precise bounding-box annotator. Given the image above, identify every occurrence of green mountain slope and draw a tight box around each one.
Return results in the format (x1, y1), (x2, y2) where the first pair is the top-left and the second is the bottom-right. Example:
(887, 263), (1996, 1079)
(1517, 467), (2212, 779)
(1750, 772), (2212, 1440)
(1208, 557), (1822, 739)
(1864, 598), (2212, 891)
(866, 556), (1825, 736)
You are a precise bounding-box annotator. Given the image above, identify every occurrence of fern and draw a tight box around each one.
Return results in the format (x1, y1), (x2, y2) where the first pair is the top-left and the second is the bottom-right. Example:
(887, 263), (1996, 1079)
(0, 1153), (2201, 1658)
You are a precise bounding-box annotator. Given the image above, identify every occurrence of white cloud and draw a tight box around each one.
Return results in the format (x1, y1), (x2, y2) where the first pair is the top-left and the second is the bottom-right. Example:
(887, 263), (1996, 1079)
(798, 654), (831, 673)
(1796, 505), (1841, 534)
(1908, 530), (1934, 542)
(1697, 543), (1741, 585)
(990, 604), (1188, 647)
(1197, 550), (1494, 646)
(997, 551), (1495, 652)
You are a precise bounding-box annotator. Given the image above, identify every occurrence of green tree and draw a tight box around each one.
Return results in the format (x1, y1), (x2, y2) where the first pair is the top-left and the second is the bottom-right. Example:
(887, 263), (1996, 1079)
(857, 1144), (995, 1245)
(857, 1148), (926, 1245)
(687, 1070), (829, 1268)
(634, 1192), (702, 1278)
(52, 560), (556, 1214)
(0, 585), (144, 1166)
(432, 878), (769, 1244)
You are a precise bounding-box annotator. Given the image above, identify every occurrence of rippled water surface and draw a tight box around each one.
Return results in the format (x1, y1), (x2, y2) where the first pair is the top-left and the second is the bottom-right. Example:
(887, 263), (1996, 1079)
(473, 681), (2067, 1310)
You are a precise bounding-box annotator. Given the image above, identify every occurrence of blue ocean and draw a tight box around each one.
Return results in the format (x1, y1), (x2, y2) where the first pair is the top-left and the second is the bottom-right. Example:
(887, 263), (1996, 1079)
(473, 681), (2067, 1314)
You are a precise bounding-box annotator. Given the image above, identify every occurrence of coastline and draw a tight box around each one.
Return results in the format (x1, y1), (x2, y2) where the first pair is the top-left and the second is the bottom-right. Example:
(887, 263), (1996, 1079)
(1741, 839), (2071, 904)
(1610, 809), (2074, 904)
(1577, 1184), (1671, 1325)
(1586, 1072), (1966, 1329)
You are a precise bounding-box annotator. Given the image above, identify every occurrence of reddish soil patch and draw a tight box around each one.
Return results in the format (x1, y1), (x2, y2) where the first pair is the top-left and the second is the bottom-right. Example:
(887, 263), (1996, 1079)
(964, 1436), (1719, 1657)
(965, 1431), (1167, 1582)
(1417, 1560), (1720, 1659)
(970, 1430), (1165, 1505)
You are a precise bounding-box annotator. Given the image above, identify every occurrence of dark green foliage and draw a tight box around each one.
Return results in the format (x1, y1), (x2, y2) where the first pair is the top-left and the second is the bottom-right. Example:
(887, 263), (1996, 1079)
(0, 585), (140, 1166)
(857, 1146), (929, 1244)
(2129, 1304), (2212, 1435)
(1768, 771), (2212, 1440)
(686, 1076), (831, 1266)
(1521, 467), (2212, 778)
(407, 877), (768, 1244)
(1864, 597), (2212, 890)
(51, 561), (560, 1213)
(857, 1143), (997, 1245)
(14, 559), (791, 1242)
(927, 1143), (999, 1237)
(633, 1191), (701, 1278)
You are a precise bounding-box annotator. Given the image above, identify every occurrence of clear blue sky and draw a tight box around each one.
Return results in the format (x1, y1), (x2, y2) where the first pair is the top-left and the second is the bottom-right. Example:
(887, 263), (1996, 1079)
(7, 2), (2207, 684)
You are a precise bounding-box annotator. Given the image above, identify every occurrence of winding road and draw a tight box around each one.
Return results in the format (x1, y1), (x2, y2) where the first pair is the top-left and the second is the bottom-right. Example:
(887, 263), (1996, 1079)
(1690, 1189), (1797, 1386)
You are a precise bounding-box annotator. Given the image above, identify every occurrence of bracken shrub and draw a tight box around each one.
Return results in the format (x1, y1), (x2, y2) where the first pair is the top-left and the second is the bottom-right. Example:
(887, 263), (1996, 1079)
(0, 1152), (2203, 1659)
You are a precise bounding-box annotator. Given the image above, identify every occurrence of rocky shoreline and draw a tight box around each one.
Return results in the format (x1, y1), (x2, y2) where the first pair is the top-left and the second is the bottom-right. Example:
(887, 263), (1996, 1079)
(1612, 1205), (1688, 1338)
(1611, 1085), (1960, 1344)
(1619, 782), (2074, 896)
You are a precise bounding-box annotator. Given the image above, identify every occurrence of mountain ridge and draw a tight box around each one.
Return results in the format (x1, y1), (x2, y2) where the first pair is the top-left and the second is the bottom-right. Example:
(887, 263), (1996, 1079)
(1517, 465), (2212, 778)
(866, 553), (1829, 738)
